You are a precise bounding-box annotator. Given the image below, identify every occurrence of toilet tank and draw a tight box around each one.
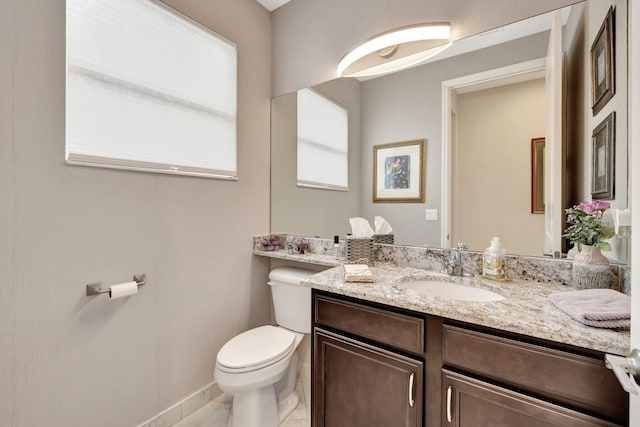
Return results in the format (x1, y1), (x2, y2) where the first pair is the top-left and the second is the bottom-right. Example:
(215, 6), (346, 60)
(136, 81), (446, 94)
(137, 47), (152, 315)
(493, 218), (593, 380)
(268, 267), (314, 334)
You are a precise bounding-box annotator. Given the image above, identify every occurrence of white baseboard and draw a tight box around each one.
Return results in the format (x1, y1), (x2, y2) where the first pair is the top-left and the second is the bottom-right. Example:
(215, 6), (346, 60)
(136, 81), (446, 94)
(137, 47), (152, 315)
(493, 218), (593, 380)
(136, 381), (221, 427)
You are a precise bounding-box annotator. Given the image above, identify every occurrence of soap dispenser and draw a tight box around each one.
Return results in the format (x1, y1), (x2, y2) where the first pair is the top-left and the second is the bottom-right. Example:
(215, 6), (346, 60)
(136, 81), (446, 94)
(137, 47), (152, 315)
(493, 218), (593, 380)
(482, 237), (507, 281)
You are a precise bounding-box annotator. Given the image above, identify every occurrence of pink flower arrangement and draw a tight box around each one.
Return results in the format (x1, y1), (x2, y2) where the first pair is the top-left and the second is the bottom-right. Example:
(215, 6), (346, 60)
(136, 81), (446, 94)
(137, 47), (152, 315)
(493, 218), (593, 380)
(577, 200), (610, 214)
(563, 200), (614, 251)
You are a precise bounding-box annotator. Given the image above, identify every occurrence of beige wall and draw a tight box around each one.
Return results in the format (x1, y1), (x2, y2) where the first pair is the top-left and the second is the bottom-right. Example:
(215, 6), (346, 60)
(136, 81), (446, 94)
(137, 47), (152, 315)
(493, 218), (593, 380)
(0, 0), (15, 423)
(271, 78), (362, 238)
(585, 0), (628, 212)
(0, 0), (272, 426)
(453, 79), (546, 254)
(271, 0), (580, 96)
(568, 0), (628, 207)
(358, 34), (549, 248)
(564, 0), (629, 262)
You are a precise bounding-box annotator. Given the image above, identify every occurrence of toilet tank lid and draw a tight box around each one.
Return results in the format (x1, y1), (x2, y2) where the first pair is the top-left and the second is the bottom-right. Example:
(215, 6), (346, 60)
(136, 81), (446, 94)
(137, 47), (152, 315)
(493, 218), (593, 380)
(268, 267), (314, 285)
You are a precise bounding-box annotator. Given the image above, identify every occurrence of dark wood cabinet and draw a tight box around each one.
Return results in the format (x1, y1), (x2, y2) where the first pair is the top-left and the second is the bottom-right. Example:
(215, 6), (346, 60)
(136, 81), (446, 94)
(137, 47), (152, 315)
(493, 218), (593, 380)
(442, 370), (621, 427)
(313, 329), (423, 427)
(311, 290), (628, 427)
(441, 325), (628, 424)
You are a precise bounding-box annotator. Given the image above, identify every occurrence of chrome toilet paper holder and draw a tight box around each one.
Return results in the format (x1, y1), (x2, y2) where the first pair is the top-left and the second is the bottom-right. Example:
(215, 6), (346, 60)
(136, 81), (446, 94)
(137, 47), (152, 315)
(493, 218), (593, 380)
(86, 273), (147, 297)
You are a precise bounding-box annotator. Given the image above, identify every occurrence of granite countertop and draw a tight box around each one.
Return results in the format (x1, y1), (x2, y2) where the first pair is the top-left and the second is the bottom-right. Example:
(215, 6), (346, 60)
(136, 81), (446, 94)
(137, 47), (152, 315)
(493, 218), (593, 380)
(301, 263), (630, 356)
(253, 249), (343, 267)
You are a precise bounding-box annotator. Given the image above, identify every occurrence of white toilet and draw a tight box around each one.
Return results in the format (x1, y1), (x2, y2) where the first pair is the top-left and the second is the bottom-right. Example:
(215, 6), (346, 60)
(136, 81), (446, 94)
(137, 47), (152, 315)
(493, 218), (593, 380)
(214, 267), (313, 427)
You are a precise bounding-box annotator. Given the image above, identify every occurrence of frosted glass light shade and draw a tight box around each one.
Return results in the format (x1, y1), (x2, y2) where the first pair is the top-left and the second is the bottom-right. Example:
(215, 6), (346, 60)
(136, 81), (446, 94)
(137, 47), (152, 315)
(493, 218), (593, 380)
(338, 23), (451, 77)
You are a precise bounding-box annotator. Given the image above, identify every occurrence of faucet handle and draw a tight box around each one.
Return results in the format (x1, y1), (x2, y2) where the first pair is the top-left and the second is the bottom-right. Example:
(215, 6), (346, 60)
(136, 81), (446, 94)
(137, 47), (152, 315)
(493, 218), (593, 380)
(456, 242), (468, 250)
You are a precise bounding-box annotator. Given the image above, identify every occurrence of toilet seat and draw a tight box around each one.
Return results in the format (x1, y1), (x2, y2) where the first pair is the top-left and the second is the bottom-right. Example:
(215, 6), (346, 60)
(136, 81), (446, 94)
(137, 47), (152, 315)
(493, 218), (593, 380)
(217, 325), (296, 373)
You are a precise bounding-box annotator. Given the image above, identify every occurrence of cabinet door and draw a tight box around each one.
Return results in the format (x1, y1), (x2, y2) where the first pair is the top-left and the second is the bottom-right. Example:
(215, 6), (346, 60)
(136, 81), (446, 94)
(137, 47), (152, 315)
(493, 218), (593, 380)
(442, 370), (621, 427)
(313, 328), (423, 427)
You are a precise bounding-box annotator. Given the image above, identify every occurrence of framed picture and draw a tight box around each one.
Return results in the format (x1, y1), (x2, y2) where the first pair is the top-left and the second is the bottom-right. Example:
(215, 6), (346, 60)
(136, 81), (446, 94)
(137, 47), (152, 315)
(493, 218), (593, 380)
(591, 111), (616, 200)
(373, 139), (425, 203)
(531, 138), (545, 214)
(590, 6), (615, 116)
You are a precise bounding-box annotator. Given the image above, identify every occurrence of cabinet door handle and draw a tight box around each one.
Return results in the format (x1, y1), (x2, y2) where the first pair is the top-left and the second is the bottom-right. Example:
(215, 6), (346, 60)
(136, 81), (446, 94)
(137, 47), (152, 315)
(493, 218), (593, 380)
(408, 373), (415, 407)
(446, 385), (453, 423)
(605, 349), (640, 395)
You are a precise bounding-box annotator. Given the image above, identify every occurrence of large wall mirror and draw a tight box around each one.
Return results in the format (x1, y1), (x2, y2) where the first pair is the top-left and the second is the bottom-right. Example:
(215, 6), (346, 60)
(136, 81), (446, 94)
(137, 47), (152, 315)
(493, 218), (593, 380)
(271, 0), (629, 263)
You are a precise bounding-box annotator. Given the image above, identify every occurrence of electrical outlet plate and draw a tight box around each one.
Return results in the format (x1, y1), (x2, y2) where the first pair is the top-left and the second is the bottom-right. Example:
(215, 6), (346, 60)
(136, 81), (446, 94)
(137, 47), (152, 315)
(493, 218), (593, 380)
(425, 209), (438, 221)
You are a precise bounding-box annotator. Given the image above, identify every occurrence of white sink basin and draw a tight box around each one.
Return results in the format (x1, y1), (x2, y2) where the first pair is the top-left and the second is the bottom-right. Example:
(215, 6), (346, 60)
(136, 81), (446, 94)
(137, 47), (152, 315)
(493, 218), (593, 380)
(398, 280), (505, 302)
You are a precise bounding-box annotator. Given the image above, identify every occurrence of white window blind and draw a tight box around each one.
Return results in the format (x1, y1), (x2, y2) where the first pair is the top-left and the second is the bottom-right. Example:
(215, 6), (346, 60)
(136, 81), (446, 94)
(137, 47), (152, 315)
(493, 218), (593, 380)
(66, 0), (237, 179)
(297, 88), (348, 190)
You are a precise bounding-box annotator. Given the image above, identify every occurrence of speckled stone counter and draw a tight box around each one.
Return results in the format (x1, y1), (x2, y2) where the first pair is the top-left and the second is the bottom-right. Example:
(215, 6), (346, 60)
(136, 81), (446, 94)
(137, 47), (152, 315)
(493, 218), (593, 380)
(301, 263), (630, 356)
(252, 249), (343, 267)
(253, 234), (630, 356)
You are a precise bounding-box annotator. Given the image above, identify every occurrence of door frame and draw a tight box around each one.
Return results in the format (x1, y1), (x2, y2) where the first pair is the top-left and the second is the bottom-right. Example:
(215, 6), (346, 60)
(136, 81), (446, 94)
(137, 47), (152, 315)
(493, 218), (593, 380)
(628, 0), (638, 423)
(440, 58), (546, 249)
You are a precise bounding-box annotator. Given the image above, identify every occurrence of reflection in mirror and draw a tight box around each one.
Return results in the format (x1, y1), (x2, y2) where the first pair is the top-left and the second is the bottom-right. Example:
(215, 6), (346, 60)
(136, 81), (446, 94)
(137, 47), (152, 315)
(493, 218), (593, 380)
(296, 88), (349, 191)
(450, 77), (546, 256)
(531, 138), (546, 215)
(271, 0), (629, 262)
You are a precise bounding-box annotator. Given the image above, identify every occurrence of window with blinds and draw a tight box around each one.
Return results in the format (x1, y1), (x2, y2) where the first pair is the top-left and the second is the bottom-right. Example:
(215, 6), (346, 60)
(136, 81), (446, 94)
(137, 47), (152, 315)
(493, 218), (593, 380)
(66, 0), (238, 179)
(296, 88), (348, 191)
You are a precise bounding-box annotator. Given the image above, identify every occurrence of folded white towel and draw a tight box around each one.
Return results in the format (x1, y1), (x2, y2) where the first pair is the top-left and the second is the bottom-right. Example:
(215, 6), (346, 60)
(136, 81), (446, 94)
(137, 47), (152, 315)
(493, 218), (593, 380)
(548, 288), (630, 330)
(344, 264), (375, 283)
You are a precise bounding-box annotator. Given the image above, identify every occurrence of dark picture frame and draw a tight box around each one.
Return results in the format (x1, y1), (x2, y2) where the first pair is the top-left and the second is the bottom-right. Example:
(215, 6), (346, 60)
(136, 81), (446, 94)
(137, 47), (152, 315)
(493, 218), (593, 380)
(591, 112), (616, 200)
(590, 6), (615, 116)
(531, 138), (545, 214)
(373, 139), (425, 203)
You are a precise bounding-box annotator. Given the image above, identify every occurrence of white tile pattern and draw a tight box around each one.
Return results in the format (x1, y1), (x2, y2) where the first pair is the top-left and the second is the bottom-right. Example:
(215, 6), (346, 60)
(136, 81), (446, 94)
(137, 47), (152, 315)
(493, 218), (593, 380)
(173, 377), (310, 427)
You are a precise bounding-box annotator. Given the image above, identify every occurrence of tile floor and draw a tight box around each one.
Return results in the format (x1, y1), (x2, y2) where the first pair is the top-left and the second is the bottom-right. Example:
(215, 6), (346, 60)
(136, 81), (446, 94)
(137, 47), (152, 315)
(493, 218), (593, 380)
(173, 377), (310, 427)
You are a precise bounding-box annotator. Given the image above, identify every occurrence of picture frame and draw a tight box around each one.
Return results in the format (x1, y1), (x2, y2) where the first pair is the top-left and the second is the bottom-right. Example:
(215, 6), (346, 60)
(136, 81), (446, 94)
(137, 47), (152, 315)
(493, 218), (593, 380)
(590, 6), (615, 116)
(591, 111), (616, 200)
(373, 139), (425, 203)
(531, 138), (545, 214)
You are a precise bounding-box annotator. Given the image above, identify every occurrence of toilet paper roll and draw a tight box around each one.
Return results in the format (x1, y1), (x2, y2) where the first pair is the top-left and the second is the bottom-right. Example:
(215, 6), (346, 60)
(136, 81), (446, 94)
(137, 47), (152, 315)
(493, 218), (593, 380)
(109, 281), (138, 299)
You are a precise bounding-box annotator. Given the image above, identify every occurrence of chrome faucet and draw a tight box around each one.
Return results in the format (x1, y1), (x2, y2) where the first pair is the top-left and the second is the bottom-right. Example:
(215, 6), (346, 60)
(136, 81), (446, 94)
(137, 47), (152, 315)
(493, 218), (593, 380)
(446, 242), (467, 276)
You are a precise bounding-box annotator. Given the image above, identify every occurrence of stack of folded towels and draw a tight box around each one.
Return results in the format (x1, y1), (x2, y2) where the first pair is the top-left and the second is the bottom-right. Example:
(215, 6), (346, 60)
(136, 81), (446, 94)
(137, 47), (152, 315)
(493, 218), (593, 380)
(548, 288), (630, 330)
(344, 264), (375, 283)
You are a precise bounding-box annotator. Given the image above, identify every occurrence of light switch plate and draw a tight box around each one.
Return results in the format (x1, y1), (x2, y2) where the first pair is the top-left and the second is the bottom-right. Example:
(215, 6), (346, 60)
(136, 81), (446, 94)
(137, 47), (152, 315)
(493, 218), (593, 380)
(425, 209), (438, 221)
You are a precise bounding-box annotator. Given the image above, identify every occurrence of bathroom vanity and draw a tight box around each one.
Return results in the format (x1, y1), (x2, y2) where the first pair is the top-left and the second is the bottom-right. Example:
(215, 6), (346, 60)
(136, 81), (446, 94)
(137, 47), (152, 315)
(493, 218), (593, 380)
(312, 290), (627, 427)
(252, 239), (631, 426)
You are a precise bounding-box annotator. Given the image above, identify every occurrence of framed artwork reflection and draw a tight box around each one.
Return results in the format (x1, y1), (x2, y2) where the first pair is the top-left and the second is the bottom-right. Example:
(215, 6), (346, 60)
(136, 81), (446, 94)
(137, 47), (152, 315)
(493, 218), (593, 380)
(590, 6), (615, 116)
(591, 112), (615, 200)
(373, 139), (425, 203)
(531, 137), (545, 214)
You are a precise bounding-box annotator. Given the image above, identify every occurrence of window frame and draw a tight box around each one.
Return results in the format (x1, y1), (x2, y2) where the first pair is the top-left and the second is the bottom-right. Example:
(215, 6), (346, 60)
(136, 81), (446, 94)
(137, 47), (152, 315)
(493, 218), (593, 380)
(296, 88), (349, 191)
(65, 0), (239, 180)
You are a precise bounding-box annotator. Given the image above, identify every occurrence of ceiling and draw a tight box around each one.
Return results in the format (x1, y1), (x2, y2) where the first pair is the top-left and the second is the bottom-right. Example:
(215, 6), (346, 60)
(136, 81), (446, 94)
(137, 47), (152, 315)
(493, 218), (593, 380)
(256, 0), (291, 12)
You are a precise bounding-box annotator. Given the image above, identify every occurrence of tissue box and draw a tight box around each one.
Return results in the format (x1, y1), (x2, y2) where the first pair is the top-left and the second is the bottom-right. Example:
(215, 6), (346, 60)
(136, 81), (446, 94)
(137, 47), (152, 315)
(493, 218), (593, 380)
(372, 234), (394, 244)
(346, 237), (374, 265)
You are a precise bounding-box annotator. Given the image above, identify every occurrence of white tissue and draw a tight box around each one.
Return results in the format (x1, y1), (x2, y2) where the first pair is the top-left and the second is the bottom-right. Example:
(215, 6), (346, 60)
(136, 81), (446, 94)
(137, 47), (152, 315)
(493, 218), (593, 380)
(374, 216), (393, 235)
(109, 281), (138, 299)
(612, 208), (631, 234)
(349, 217), (375, 238)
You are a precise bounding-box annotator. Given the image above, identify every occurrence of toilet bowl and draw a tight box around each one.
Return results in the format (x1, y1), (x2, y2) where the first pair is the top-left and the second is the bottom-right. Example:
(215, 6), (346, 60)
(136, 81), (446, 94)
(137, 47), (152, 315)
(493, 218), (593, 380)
(214, 267), (313, 427)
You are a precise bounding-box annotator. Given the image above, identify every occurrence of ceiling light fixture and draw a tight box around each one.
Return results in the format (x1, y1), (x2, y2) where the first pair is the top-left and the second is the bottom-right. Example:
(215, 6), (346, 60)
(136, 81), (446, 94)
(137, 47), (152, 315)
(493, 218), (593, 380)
(338, 22), (452, 78)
